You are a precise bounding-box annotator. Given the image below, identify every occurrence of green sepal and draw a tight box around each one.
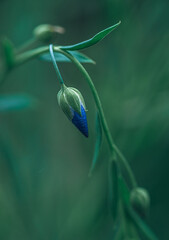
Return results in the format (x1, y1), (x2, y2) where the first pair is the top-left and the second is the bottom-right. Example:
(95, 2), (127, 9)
(60, 21), (121, 51)
(57, 88), (73, 120)
(57, 85), (87, 119)
(64, 87), (82, 116)
(70, 88), (87, 111)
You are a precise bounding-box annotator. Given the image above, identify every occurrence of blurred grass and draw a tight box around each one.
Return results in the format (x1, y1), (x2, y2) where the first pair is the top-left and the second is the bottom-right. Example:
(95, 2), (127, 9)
(0, 0), (169, 239)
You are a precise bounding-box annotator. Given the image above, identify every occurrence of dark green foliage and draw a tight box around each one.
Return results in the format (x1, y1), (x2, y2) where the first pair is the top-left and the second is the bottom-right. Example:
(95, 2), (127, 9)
(0, 0), (168, 240)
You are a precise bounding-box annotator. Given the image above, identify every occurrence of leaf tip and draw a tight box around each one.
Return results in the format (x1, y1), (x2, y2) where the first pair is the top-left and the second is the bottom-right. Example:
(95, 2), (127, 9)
(113, 21), (121, 29)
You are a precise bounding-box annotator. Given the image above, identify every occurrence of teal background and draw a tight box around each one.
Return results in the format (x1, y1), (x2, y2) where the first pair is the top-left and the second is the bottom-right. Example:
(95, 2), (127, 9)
(0, 0), (169, 239)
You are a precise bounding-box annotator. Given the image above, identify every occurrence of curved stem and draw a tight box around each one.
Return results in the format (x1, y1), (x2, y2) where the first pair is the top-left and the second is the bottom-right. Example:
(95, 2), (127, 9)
(16, 37), (39, 54)
(12, 45), (137, 188)
(49, 44), (64, 85)
(14, 46), (49, 67)
(55, 48), (137, 189)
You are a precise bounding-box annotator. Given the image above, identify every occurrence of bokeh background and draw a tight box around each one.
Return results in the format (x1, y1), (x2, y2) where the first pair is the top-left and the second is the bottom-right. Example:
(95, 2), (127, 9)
(0, 0), (169, 239)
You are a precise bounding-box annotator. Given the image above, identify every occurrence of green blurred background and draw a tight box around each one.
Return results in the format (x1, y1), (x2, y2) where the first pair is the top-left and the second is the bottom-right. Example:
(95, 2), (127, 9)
(0, 0), (169, 239)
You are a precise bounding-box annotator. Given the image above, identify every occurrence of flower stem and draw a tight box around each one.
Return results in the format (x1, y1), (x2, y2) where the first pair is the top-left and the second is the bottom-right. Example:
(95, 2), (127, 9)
(16, 37), (39, 54)
(12, 45), (137, 188)
(49, 44), (64, 85)
(55, 48), (137, 189)
(14, 46), (49, 67)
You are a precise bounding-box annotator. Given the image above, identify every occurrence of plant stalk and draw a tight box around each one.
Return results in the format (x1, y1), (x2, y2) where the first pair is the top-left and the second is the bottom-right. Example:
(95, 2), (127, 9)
(55, 48), (137, 189)
(12, 45), (137, 188)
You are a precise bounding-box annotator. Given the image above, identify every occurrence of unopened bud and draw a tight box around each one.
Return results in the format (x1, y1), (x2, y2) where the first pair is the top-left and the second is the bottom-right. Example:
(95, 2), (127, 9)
(130, 187), (150, 218)
(57, 84), (88, 137)
(33, 24), (65, 42)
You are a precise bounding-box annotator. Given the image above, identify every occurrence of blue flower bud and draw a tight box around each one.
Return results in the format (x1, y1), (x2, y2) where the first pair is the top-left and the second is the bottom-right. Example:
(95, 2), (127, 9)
(57, 84), (88, 137)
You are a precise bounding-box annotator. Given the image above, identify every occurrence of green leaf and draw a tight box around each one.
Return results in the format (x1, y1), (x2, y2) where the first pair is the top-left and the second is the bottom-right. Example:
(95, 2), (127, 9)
(0, 94), (37, 112)
(40, 50), (95, 64)
(60, 21), (121, 51)
(88, 112), (102, 176)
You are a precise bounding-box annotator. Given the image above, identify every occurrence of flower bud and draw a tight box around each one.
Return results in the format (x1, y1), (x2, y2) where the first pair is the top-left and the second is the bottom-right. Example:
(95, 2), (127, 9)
(57, 84), (88, 137)
(130, 187), (150, 218)
(33, 24), (65, 42)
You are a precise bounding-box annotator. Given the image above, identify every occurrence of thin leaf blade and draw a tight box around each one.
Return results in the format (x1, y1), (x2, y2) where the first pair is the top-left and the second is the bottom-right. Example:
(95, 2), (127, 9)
(60, 21), (121, 51)
(40, 50), (95, 64)
(88, 112), (102, 176)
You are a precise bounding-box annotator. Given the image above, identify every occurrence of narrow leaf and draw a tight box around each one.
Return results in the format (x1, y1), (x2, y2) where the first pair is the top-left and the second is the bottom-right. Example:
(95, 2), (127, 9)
(88, 112), (102, 176)
(60, 21), (121, 51)
(0, 94), (37, 112)
(40, 50), (95, 64)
